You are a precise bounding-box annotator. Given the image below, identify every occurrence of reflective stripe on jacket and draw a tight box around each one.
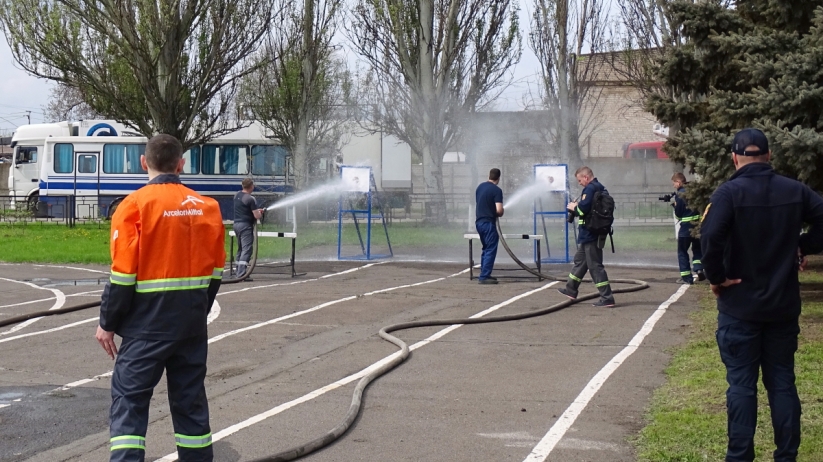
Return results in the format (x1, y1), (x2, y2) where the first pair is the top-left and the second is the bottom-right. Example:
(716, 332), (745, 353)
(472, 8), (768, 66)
(674, 186), (700, 238)
(100, 174), (226, 340)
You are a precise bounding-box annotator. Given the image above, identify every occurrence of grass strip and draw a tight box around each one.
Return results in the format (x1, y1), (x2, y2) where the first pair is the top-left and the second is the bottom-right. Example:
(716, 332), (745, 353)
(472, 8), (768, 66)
(635, 263), (823, 461)
(1, 222), (675, 264)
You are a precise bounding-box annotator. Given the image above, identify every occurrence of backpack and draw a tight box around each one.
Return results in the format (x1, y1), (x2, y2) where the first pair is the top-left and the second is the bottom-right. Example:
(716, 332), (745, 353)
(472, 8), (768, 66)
(584, 190), (616, 252)
(584, 190), (614, 234)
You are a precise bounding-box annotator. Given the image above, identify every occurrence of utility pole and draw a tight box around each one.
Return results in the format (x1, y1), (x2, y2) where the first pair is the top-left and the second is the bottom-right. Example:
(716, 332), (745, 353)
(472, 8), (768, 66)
(26, 111), (31, 124)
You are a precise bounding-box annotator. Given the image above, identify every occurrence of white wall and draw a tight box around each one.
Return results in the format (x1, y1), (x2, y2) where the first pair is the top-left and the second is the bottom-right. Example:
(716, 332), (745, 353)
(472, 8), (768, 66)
(381, 135), (411, 189)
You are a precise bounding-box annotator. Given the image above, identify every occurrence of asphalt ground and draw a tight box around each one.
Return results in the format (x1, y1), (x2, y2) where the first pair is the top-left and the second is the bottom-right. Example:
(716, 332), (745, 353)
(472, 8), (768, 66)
(0, 260), (700, 462)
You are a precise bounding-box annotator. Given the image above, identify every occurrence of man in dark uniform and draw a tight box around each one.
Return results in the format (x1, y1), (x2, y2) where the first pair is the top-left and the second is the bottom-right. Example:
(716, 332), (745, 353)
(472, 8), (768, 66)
(475, 168), (504, 284)
(233, 178), (262, 278)
(557, 166), (615, 307)
(96, 134), (226, 462)
(671, 172), (704, 284)
(701, 128), (823, 462)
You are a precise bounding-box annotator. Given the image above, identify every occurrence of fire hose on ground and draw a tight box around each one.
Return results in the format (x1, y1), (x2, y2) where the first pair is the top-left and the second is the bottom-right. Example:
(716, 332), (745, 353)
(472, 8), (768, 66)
(0, 225), (259, 329)
(247, 220), (649, 462)
(0, 221), (650, 462)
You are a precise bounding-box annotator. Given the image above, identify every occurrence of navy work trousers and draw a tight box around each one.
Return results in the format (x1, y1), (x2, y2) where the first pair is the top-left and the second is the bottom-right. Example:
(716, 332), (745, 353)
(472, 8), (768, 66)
(233, 222), (254, 276)
(565, 239), (614, 303)
(716, 312), (801, 462)
(110, 335), (213, 462)
(476, 219), (499, 280)
(677, 236), (703, 282)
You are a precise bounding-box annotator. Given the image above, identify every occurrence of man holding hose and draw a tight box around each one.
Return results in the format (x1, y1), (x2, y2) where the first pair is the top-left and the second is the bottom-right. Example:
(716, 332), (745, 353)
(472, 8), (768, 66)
(475, 168), (504, 284)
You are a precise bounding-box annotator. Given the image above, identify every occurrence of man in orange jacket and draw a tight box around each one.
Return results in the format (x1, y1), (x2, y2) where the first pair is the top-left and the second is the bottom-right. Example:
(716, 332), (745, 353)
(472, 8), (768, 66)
(96, 134), (226, 462)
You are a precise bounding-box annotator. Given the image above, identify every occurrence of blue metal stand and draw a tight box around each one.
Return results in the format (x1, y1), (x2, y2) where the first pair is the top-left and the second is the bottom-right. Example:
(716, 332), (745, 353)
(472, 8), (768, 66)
(337, 168), (393, 260)
(533, 164), (572, 264)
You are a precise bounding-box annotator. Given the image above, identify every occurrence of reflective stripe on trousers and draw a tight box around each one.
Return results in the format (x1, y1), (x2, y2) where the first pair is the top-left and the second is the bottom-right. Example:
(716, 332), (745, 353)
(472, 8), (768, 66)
(110, 435), (145, 452)
(176, 433), (213, 448)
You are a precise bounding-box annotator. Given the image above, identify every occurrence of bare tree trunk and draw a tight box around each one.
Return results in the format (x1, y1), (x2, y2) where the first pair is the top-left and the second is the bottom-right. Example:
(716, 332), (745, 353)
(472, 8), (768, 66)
(293, 119), (311, 222)
(348, 0), (521, 224)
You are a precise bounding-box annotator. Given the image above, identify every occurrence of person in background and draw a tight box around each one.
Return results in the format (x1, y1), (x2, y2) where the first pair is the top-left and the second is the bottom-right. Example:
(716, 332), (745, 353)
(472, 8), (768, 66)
(96, 134), (225, 462)
(475, 168), (504, 284)
(233, 178), (263, 279)
(701, 128), (823, 462)
(671, 172), (704, 284)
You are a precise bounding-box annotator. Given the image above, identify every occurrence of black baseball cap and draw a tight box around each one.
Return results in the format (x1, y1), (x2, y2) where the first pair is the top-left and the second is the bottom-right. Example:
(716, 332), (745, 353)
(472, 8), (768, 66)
(732, 128), (769, 156)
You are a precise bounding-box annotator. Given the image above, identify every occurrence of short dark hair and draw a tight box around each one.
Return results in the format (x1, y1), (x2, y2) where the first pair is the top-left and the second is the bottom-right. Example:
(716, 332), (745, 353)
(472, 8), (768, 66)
(241, 178), (254, 190)
(145, 134), (183, 173)
(489, 168), (501, 181)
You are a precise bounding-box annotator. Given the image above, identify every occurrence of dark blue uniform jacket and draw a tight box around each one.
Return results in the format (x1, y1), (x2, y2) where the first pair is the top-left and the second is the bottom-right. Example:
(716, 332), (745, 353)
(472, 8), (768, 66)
(700, 163), (823, 322)
(575, 178), (607, 244)
(674, 186), (700, 238)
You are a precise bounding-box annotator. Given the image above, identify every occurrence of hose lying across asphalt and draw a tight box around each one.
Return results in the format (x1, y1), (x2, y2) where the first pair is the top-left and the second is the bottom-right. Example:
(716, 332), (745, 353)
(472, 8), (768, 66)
(1, 221), (650, 462)
(0, 225), (259, 329)
(249, 220), (650, 462)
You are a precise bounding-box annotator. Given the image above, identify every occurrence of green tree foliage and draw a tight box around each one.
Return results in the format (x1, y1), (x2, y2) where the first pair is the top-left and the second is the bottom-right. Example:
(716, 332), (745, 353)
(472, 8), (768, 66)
(649, 0), (823, 210)
(0, 0), (273, 146)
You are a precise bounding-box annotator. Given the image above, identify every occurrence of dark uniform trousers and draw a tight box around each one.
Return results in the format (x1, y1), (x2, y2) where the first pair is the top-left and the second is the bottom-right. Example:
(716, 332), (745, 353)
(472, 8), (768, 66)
(476, 219), (499, 280)
(564, 238), (614, 302)
(110, 335), (213, 462)
(716, 312), (801, 462)
(233, 222), (254, 276)
(677, 237), (703, 282)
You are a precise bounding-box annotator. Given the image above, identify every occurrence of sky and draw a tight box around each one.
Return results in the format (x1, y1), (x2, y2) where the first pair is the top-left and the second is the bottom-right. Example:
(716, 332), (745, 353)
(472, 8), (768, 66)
(0, 39), (53, 135)
(0, 3), (543, 137)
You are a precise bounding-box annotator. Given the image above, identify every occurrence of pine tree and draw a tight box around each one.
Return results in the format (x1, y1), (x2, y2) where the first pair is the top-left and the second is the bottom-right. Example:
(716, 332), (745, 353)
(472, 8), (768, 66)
(648, 0), (823, 210)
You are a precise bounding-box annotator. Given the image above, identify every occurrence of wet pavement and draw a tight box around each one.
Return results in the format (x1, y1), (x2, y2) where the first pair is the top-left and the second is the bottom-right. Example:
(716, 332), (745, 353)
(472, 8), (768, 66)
(0, 260), (701, 462)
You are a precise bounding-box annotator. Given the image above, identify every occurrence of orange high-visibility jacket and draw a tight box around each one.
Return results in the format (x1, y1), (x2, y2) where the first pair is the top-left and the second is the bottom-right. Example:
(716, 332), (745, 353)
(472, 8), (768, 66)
(100, 175), (226, 340)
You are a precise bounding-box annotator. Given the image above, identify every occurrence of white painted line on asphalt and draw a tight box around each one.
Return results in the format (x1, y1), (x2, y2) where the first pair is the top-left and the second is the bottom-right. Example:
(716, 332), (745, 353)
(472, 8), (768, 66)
(154, 280), (557, 462)
(0, 290), (103, 344)
(0, 318), (98, 344)
(0, 289), (103, 310)
(206, 300), (221, 325)
(208, 297), (355, 343)
(521, 284), (690, 462)
(0, 277), (66, 336)
(49, 301), (223, 392)
(32, 264), (110, 274)
(321, 262), (387, 278)
(208, 267), (471, 344)
(217, 262), (387, 296)
(41, 263), (383, 391)
(0, 262), (378, 345)
(58, 371), (114, 389)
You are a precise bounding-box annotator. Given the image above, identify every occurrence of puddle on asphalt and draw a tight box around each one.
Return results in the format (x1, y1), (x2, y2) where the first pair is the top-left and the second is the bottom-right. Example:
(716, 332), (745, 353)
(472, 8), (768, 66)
(0, 391), (25, 401)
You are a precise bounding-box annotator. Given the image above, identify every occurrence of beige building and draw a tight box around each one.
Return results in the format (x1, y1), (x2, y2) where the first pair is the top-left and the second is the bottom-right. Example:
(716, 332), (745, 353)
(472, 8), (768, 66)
(576, 51), (665, 158)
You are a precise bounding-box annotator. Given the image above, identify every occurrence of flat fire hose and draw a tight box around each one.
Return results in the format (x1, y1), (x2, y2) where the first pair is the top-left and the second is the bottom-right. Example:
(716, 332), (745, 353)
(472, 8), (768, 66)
(247, 220), (650, 462)
(0, 226), (259, 329)
(0, 222), (650, 461)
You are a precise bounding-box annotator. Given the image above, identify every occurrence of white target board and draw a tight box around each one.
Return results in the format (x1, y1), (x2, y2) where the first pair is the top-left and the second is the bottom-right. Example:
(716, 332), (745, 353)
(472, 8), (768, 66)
(534, 165), (567, 192)
(341, 166), (371, 193)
